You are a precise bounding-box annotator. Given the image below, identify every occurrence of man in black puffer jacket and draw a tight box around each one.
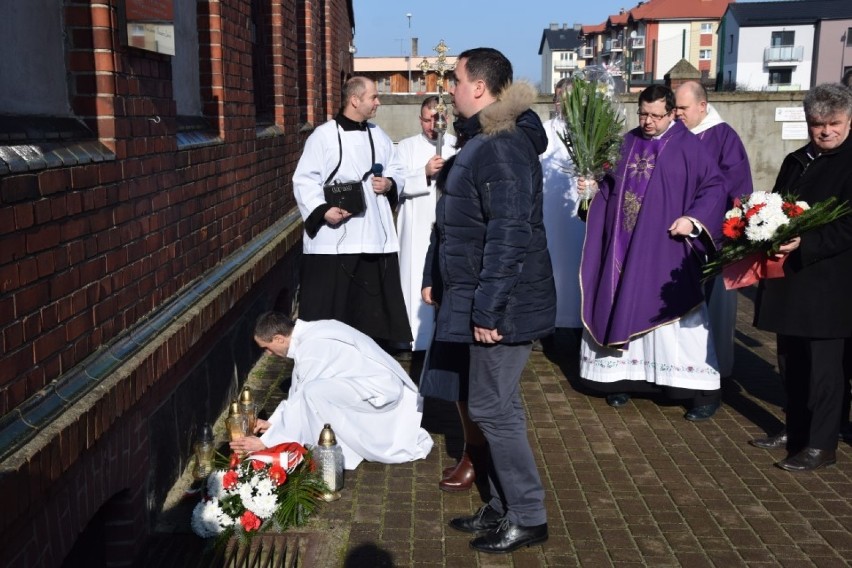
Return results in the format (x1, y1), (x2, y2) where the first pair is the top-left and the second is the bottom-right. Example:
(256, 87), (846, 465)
(439, 47), (555, 554)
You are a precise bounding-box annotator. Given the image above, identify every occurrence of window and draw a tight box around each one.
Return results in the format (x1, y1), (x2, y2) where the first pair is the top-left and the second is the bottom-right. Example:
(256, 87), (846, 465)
(0, 0), (69, 116)
(847, 27), (852, 46)
(771, 30), (795, 47)
(173, 0), (202, 117)
(729, 34), (734, 53)
(700, 49), (712, 60)
(769, 68), (792, 86)
(700, 23), (713, 33)
(251, 0), (277, 125)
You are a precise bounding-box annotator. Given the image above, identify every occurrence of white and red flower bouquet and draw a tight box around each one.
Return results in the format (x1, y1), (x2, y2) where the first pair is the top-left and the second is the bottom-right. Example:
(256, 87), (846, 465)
(191, 442), (325, 540)
(703, 191), (850, 289)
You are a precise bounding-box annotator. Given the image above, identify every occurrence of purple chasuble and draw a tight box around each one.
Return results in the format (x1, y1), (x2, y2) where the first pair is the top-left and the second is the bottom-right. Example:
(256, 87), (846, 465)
(694, 123), (753, 205)
(581, 121), (727, 348)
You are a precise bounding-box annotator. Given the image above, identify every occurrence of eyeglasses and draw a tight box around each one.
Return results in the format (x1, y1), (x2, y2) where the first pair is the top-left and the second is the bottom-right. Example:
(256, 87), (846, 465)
(637, 111), (671, 121)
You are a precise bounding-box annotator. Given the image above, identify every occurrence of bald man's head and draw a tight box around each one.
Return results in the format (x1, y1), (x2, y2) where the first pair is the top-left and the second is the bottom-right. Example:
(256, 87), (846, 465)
(674, 81), (709, 131)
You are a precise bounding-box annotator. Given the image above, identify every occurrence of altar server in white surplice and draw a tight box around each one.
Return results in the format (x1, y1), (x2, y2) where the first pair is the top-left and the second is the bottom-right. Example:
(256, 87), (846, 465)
(541, 78), (585, 332)
(230, 312), (433, 470)
(391, 96), (457, 351)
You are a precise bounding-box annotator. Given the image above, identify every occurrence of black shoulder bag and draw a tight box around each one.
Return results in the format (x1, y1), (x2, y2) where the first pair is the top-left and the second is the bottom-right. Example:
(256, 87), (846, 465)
(322, 123), (375, 217)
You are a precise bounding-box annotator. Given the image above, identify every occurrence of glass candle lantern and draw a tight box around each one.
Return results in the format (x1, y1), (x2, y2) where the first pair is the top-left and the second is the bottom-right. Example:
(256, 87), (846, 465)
(314, 423), (344, 502)
(239, 386), (257, 434)
(226, 401), (248, 441)
(193, 423), (215, 479)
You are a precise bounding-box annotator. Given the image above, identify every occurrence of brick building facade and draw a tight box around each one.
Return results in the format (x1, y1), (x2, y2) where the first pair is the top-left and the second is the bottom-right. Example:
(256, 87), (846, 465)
(0, 1), (354, 565)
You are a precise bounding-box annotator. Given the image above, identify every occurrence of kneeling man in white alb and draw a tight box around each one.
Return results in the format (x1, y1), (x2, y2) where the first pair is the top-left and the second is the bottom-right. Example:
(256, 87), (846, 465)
(230, 312), (433, 469)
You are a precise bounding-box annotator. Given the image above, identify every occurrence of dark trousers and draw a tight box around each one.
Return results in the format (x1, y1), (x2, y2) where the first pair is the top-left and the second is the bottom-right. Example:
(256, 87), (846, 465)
(298, 253), (412, 343)
(777, 335), (846, 451)
(467, 342), (546, 526)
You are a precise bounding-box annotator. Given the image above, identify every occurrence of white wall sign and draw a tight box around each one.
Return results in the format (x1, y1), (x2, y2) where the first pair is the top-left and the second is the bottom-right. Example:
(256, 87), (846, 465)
(775, 107), (806, 122)
(782, 122), (809, 140)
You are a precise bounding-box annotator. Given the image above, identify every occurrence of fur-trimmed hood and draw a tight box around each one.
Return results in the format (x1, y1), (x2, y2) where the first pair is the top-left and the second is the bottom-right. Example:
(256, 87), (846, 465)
(479, 81), (547, 154)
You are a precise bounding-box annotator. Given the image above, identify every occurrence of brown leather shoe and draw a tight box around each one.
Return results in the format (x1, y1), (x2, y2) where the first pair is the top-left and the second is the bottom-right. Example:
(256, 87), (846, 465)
(440, 444), (488, 492)
(439, 452), (475, 492)
(776, 447), (836, 471)
(749, 430), (787, 449)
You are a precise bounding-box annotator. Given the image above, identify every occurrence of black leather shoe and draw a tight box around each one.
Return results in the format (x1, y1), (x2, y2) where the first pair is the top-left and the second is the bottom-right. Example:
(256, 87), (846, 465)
(749, 431), (788, 449)
(684, 402), (720, 421)
(449, 504), (503, 534)
(776, 447), (836, 471)
(606, 393), (630, 407)
(469, 519), (548, 554)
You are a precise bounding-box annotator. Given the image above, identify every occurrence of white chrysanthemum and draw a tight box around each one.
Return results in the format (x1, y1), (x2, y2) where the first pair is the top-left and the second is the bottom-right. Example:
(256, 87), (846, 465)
(243, 491), (279, 519)
(725, 207), (743, 219)
(796, 201), (811, 211)
(191, 498), (232, 538)
(237, 482), (255, 503)
(255, 477), (276, 495)
(746, 205), (789, 242)
(206, 470), (227, 499)
(763, 192), (784, 210)
(746, 191), (770, 206)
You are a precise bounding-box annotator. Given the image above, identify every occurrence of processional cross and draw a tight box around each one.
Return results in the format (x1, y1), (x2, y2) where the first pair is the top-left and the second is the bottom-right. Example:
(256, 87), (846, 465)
(418, 39), (453, 157)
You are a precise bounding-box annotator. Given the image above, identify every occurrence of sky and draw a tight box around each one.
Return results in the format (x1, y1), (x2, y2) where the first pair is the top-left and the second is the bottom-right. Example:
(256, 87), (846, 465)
(351, 0), (764, 86)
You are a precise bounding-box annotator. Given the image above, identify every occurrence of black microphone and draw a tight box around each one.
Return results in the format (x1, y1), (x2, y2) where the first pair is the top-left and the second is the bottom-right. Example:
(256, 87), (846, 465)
(371, 163), (383, 177)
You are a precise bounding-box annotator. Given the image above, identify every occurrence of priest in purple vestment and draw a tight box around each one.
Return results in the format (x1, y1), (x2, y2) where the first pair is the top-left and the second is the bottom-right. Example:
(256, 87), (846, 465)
(675, 80), (753, 403)
(578, 84), (727, 420)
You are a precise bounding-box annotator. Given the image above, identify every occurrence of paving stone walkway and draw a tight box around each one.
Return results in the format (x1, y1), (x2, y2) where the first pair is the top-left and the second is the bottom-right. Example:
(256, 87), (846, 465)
(149, 289), (852, 567)
(327, 289), (850, 567)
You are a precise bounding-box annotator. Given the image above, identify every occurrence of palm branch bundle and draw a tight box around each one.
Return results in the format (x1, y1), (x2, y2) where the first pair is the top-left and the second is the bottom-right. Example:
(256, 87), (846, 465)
(557, 75), (624, 209)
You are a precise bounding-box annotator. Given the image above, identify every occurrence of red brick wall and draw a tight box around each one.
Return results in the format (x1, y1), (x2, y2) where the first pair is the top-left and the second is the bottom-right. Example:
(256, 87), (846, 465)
(0, 0), (353, 565)
(0, 0), (352, 415)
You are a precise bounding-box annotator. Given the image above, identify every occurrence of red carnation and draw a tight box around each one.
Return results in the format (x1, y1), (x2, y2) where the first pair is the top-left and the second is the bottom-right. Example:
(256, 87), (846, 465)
(783, 202), (805, 218)
(722, 217), (746, 240)
(251, 460), (265, 471)
(744, 203), (765, 219)
(240, 510), (262, 532)
(269, 465), (287, 486)
(222, 470), (239, 490)
(229, 453), (240, 468)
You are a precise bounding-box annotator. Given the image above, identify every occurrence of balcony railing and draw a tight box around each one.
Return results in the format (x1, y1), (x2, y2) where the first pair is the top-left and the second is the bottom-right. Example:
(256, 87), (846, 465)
(766, 84), (801, 92)
(554, 61), (578, 71)
(603, 39), (622, 54)
(579, 46), (594, 58)
(764, 45), (804, 64)
(631, 61), (644, 74)
(630, 36), (645, 49)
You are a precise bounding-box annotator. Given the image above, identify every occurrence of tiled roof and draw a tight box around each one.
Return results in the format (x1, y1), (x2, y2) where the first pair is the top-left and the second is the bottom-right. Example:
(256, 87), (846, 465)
(581, 22), (607, 35)
(609, 12), (629, 26)
(539, 27), (583, 54)
(727, 0), (852, 26)
(630, 0), (733, 20)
